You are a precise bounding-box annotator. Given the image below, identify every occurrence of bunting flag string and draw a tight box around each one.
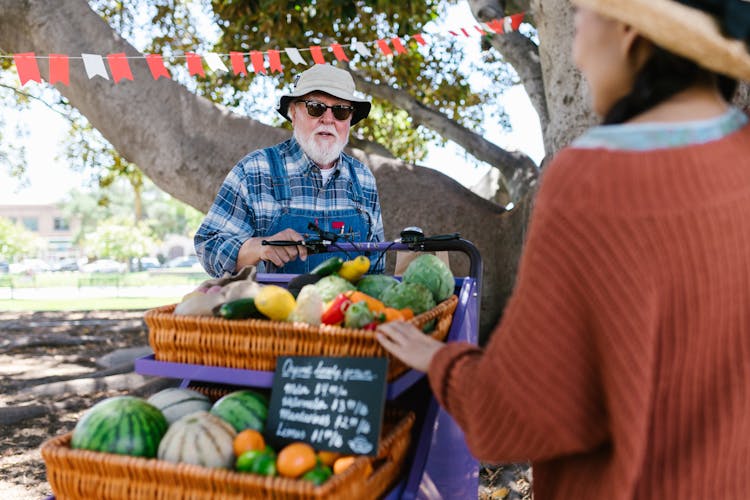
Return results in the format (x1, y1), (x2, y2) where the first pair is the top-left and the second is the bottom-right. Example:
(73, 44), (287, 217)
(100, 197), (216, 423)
(3, 12), (525, 87)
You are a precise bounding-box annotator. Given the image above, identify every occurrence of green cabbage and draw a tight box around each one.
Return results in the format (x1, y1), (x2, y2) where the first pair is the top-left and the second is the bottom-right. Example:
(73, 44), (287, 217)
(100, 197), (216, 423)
(402, 254), (454, 302)
(381, 282), (436, 315)
(355, 274), (399, 300)
(313, 274), (356, 302)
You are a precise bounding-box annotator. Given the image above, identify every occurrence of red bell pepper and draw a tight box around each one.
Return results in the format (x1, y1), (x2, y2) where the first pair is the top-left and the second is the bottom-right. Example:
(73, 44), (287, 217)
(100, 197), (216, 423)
(321, 293), (352, 325)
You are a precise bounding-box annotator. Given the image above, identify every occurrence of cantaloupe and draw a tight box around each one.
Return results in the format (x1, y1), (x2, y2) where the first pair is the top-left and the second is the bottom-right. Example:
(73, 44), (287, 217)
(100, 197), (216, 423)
(157, 411), (236, 468)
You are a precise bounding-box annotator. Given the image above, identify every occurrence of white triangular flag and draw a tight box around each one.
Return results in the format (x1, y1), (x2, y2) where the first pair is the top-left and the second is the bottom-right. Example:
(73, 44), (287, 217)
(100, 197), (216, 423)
(81, 53), (109, 80)
(284, 48), (307, 66)
(353, 42), (372, 58)
(204, 53), (228, 72)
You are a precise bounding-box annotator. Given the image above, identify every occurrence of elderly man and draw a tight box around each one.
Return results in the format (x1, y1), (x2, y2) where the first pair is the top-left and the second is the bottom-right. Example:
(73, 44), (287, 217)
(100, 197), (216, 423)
(195, 64), (385, 277)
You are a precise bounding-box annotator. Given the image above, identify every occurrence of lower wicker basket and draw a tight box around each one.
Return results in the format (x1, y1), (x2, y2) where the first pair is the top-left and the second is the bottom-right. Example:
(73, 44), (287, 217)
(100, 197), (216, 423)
(42, 409), (415, 500)
(145, 294), (458, 381)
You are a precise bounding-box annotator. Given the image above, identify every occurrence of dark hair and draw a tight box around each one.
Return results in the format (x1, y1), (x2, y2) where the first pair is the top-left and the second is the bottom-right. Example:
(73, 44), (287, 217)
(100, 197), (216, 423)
(602, 46), (739, 125)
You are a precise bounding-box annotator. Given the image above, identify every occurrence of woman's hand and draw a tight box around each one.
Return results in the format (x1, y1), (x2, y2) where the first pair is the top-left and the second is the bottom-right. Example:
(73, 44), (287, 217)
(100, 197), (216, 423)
(237, 228), (308, 270)
(376, 321), (445, 373)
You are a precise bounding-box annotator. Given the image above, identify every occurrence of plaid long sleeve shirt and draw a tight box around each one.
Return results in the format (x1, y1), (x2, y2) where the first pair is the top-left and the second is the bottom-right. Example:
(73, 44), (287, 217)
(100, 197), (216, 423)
(194, 137), (385, 277)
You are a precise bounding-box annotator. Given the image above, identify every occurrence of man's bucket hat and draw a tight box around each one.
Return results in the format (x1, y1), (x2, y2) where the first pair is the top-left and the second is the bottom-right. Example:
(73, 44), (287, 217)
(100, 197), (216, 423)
(572, 0), (750, 82)
(277, 64), (371, 125)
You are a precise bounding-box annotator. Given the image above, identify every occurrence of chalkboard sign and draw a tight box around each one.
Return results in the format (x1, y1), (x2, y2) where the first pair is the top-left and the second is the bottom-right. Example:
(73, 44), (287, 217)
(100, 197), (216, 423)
(265, 356), (388, 456)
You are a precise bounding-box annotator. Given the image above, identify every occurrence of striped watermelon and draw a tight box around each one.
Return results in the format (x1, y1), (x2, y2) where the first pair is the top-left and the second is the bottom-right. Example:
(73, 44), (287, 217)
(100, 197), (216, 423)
(147, 387), (212, 425)
(157, 411), (236, 468)
(210, 390), (269, 432)
(71, 396), (168, 458)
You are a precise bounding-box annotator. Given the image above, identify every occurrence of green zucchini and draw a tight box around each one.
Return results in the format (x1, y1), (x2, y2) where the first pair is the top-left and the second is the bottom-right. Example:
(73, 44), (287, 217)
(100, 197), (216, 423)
(217, 297), (267, 320)
(310, 256), (344, 276)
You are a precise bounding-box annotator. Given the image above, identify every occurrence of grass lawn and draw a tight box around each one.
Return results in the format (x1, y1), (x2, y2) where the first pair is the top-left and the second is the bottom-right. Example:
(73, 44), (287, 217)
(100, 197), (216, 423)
(0, 296), (180, 311)
(5, 270), (209, 288)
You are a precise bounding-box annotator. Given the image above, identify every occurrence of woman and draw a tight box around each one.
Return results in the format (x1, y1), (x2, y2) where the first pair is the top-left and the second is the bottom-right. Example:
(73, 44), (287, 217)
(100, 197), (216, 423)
(377, 1), (750, 498)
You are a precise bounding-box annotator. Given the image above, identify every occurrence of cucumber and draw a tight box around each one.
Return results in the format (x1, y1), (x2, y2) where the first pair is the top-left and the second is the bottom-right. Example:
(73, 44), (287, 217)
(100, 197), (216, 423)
(310, 256), (344, 276)
(217, 297), (267, 320)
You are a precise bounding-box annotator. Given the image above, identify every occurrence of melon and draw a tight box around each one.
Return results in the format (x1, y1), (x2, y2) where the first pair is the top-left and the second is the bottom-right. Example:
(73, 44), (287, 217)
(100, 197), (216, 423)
(210, 389), (269, 432)
(157, 411), (236, 468)
(71, 396), (168, 458)
(402, 254), (454, 302)
(147, 387), (212, 425)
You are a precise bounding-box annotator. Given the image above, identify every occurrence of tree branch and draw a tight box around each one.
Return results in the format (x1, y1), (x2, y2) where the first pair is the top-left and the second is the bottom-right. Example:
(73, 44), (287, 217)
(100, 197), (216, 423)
(350, 72), (538, 201)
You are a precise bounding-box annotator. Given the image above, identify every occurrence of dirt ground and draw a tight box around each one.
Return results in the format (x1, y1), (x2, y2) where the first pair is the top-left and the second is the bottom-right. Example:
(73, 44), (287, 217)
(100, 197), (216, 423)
(0, 310), (531, 499)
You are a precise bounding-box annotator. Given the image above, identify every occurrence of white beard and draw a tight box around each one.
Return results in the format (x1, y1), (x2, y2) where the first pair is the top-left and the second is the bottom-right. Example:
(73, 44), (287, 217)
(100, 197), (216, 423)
(294, 127), (348, 167)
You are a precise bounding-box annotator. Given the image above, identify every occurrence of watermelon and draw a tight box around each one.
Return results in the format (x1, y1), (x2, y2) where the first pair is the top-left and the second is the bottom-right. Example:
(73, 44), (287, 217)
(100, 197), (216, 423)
(158, 411), (236, 468)
(147, 387), (212, 425)
(402, 254), (454, 302)
(210, 390), (269, 432)
(71, 396), (168, 458)
(355, 274), (399, 300)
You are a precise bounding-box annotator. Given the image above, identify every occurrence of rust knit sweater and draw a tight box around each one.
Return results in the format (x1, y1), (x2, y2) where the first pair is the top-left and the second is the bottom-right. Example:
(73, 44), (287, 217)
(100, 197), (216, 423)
(429, 122), (750, 499)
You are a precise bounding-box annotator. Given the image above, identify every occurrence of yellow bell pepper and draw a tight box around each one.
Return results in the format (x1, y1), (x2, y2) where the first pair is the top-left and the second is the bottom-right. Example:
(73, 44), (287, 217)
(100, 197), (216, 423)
(337, 256), (370, 283)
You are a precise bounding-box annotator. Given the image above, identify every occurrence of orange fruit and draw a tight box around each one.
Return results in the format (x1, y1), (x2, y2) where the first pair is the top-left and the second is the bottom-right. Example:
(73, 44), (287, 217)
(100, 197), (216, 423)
(333, 456), (357, 474)
(233, 429), (266, 457)
(276, 442), (317, 478)
(332, 456), (373, 477)
(317, 450), (341, 467)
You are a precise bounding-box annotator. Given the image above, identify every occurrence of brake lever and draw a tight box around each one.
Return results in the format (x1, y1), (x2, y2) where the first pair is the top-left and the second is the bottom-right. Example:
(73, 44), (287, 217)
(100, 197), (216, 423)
(261, 239), (329, 254)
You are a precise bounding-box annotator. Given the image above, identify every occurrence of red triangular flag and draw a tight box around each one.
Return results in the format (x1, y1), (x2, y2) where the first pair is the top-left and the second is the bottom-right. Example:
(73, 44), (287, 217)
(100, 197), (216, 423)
(13, 53), (41, 86)
(48, 54), (70, 86)
(510, 12), (525, 30)
(475, 25), (488, 35)
(485, 19), (504, 34)
(309, 46), (326, 64)
(330, 43), (349, 62)
(412, 33), (426, 46)
(250, 51), (266, 74)
(145, 54), (171, 80)
(186, 52), (205, 77)
(461, 28), (470, 37)
(268, 50), (283, 73)
(391, 37), (407, 54)
(448, 30), (460, 37)
(107, 53), (134, 83)
(376, 39), (392, 56)
(230, 52), (247, 75)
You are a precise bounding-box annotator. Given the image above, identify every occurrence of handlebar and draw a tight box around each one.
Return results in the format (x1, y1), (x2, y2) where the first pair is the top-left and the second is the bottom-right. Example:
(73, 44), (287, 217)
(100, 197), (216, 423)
(261, 232), (483, 287)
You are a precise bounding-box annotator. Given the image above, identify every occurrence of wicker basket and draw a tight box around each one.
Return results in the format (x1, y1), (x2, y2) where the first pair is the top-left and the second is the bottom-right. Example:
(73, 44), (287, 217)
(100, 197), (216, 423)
(145, 294), (458, 381)
(42, 409), (415, 500)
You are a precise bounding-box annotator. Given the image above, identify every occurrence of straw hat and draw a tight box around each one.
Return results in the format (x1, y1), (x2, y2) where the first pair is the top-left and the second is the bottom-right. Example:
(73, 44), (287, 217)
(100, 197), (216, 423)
(572, 0), (750, 82)
(276, 64), (371, 125)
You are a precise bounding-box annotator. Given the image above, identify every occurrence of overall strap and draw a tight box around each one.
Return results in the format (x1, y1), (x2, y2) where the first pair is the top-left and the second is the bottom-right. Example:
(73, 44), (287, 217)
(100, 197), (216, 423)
(264, 147), (291, 202)
(346, 160), (366, 206)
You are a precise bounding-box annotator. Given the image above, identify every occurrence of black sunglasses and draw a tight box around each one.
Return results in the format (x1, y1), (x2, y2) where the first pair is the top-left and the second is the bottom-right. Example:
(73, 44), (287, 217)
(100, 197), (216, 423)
(296, 99), (354, 121)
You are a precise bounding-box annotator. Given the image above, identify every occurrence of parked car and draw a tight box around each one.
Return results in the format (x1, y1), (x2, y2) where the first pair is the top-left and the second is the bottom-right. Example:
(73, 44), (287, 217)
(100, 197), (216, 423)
(0, 261), (8, 274)
(80, 259), (127, 274)
(164, 255), (200, 269)
(9, 259), (52, 274)
(51, 258), (82, 272)
(130, 257), (161, 271)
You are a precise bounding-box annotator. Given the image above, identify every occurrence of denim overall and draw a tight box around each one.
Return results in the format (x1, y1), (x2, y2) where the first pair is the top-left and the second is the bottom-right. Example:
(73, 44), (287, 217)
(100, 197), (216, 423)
(260, 148), (373, 274)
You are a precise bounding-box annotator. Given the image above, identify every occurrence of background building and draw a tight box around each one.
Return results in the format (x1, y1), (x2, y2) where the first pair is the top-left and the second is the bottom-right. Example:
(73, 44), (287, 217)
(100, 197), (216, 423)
(0, 204), (81, 261)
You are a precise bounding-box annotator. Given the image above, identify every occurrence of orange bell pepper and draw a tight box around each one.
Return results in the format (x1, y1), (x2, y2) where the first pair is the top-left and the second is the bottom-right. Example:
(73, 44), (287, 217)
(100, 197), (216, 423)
(345, 290), (386, 313)
(399, 308), (414, 320)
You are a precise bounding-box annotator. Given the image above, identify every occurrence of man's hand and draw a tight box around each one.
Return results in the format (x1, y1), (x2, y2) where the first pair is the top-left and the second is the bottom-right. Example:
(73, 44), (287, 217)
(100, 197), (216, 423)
(376, 321), (444, 373)
(236, 228), (308, 270)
